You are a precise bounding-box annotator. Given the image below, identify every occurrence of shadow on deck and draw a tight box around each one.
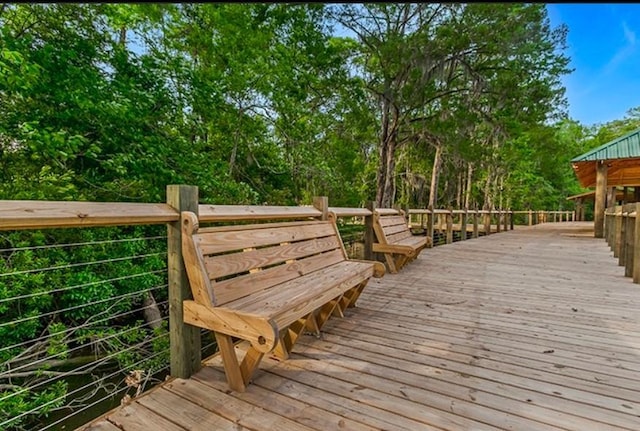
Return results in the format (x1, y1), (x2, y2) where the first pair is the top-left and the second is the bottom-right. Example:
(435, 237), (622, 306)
(80, 222), (640, 431)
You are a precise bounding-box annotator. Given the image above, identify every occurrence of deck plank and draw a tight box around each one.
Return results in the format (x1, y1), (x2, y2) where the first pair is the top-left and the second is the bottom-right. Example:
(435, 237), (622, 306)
(78, 222), (640, 431)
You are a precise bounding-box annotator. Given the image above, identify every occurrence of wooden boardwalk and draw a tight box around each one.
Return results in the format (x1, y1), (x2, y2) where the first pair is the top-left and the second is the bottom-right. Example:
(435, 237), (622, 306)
(81, 222), (640, 431)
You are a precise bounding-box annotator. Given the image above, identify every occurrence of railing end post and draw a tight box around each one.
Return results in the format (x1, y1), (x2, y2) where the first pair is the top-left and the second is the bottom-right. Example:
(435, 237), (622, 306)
(167, 185), (201, 379)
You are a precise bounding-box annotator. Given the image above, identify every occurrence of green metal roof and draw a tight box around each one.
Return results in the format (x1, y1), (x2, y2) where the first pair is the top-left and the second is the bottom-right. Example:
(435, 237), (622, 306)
(571, 127), (640, 162)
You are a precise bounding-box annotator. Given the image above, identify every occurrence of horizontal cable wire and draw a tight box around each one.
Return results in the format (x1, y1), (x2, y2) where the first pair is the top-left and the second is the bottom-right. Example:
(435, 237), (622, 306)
(0, 300), (168, 355)
(38, 383), (132, 431)
(0, 235), (167, 254)
(0, 269), (167, 304)
(0, 314), (168, 378)
(38, 355), (169, 431)
(0, 329), (170, 404)
(0, 252), (166, 278)
(0, 284), (168, 328)
(1, 347), (170, 429)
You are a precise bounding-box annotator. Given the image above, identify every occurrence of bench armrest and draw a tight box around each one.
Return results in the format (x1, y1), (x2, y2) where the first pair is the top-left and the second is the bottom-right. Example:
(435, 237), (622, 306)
(349, 259), (386, 278)
(183, 300), (279, 353)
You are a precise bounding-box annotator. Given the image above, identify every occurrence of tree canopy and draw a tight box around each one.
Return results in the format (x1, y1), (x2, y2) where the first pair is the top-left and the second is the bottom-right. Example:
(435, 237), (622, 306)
(0, 2), (597, 211)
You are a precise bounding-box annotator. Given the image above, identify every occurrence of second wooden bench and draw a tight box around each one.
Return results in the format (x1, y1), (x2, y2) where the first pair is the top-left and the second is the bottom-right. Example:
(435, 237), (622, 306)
(372, 209), (431, 273)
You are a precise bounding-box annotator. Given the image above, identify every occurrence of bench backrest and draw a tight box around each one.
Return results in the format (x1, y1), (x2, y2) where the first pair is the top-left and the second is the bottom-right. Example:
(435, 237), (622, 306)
(181, 211), (348, 306)
(374, 213), (412, 244)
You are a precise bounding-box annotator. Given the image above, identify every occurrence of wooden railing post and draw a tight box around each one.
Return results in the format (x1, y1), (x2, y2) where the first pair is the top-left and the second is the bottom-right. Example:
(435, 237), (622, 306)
(510, 210), (514, 230)
(503, 209), (509, 231)
(472, 211), (479, 239)
(427, 207), (435, 247)
(167, 184), (201, 379)
(364, 201), (376, 261)
(619, 210), (627, 266)
(614, 208), (623, 258)
(460, 210), (468, 241)
(624, 208), (635, 277)
(313, 196), (329, 221)
(633, 203), (640, 283)
(484, 211), (491, 236)
(446, 210), (453, 244)
(528, 210), (532, 226)
(496, 211), (502, 233)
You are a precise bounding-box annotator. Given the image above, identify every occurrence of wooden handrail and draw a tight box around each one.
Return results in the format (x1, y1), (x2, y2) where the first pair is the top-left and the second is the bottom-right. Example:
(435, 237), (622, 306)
(0, 200), (179, 230)
(329, 207), (372, 217)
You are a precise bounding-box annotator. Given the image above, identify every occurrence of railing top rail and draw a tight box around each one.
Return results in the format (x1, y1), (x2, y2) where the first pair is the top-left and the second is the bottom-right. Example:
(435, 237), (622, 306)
(329, 207), (372, 217)
(0, 200), (179, 231)
(0, 197), (579, 231)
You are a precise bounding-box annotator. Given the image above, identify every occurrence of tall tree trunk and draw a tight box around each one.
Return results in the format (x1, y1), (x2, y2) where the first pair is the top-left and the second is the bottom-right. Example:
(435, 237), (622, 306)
(483, 165), (493, 210)
(376, 97), (391, 207)
(456, 166), (463, 208)
(376, 95), (398, 208)
(428, 143), (442, 208)
(465, 163), (473, 209)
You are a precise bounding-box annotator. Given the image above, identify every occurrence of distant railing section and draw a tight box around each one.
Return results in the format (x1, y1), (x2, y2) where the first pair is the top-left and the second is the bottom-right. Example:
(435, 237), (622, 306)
(0, 187), (574, 430)
(604, 204), (640, 282)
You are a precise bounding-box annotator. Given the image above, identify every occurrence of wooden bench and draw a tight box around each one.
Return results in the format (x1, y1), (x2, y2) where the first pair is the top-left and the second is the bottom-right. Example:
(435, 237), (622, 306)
(180, 211), (384, 392)
(372, 209), (431, 274)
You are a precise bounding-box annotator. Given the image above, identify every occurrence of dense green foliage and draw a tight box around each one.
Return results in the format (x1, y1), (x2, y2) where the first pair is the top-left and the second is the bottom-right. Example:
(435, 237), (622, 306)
(1, 3), (639, 429)
(0, 3), (588, 209)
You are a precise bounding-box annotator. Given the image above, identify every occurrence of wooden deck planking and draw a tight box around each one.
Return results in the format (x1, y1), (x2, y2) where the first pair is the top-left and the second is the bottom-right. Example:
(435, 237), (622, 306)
(80, 222), (640, 431)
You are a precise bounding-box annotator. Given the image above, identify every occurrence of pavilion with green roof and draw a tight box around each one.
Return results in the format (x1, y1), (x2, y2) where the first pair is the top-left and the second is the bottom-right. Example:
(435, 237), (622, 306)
(571, 127), (640, 238)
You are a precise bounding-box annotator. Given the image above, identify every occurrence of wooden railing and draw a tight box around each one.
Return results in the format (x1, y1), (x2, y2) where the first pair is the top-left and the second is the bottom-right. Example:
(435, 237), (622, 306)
(604, 204), (639, 282)
(0, 185), (575, 430)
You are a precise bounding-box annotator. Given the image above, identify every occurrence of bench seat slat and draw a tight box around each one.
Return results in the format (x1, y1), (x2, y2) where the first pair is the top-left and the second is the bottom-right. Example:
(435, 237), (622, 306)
(205, 236), (341, 279)
(196, 222), (335, 255)
(213, 249), (345, 305)
(222, 261), (373, 326)
(395, 235), (429, 248)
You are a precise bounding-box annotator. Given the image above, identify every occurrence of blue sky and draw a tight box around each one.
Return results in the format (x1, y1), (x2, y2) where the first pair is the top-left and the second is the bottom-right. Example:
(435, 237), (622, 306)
(547, 4), (640, 127)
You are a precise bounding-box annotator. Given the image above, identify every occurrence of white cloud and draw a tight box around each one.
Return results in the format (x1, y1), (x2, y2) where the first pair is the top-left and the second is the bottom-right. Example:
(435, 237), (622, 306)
(601, 21), (637, 76)
(622, 21), (636, 45)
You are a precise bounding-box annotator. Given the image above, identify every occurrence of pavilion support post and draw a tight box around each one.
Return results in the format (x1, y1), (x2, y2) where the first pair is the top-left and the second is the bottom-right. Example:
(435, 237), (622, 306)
(607, 186), (616, 208)
(635, 187), (640, 203)
(576, 198), (583, 222)
(594, 161), (608, 238)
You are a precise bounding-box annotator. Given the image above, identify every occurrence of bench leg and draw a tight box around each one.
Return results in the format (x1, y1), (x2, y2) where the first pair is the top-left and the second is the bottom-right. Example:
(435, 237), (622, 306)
(305, 312), (321, 337)
(273, 314), (310, 360)
(384, 253), (399, 274)
(214, 333), (264, 392)
(343, 280), (368, 309)
(317, 296), (342, 329)
(395, 254), (409, 271)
